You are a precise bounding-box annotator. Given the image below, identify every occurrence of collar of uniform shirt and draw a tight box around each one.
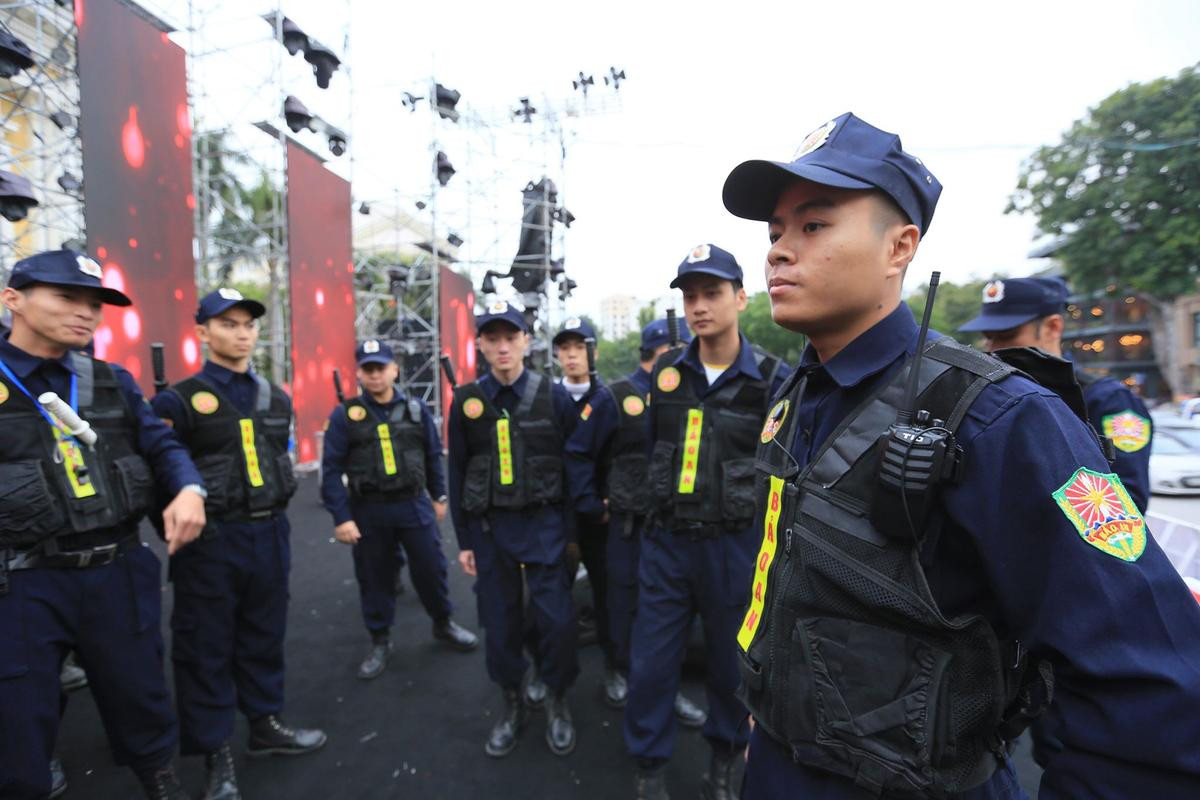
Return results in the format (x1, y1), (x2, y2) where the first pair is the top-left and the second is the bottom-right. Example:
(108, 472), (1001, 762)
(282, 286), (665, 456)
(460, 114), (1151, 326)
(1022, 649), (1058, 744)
(796, 302), (921, 390)
(0, 333), (78, 378)
(202, 359), (254, 385)
(479, 367), (529, 400)
(674, 331), (763, 383)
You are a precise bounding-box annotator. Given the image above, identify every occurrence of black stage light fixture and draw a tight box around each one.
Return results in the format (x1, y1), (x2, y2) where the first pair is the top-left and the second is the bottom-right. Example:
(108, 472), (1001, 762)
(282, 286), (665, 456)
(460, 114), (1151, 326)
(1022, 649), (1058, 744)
(358, 202), (370, 215)
(447, 232), (464, 248)
(553, 206), (575, 228)
(57, 172), (81, 193)
(49, 110), (73, 130)
(558, 277), (577, 301)
(284, 95), (315, 132)
(326, 125), (348, 157)
(510, 178), (557, 293)
(305, 42), (341, 89)
(415, 200), (427, 210)
(434, 84), (460, 122)
(549, 258), (565, 281)
(0, 170), (38, 222)
(521, 291), (542, 311)
(263, 13), (309, 56)
(0, 31), (35, 78)
(388, 267), (409, 295)
(604, 67), (626, 89)
(513, 97), (537, 124)
(480, 271), (499, 295)
(402, 92), (423, 112)
(572, 71), (594, 95)
(435, 151), (456, 187)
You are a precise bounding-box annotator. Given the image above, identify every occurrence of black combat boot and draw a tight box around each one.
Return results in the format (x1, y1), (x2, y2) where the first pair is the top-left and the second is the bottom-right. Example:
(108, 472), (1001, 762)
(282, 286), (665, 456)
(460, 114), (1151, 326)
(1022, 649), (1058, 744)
(48, 754), (67, 799)
(634, 765), (670, 800)
(247, 715), (327, 757)
(358, 634), (393, 679)
(432, 618), (479, 651)
(545, 691), (576, 756)
(135, 764), (189, 800)
(602, 668), (627, 708)
(485, 688), (528, 757)
(524, 675), (548, 709)
(673, 691), (707, 729)
(699, 746), (737, 800)
(200, 742), (240, 800)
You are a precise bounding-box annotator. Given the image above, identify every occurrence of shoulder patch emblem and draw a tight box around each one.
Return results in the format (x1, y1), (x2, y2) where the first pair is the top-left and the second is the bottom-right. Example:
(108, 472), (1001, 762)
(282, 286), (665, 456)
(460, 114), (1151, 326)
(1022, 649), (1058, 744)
(657, 366), (681, 393)
(622, 394), (645, 416)
(462, 397), (485, 419)
(580, 403), (593, 421)
(0, 381), (8, 406)
(347, 405), (367, 421)
(760, 399), (790, 444)
(1052, 467), (1145, 562)
(1102, 411), (1151, 453)
(190, 391), (219, 414)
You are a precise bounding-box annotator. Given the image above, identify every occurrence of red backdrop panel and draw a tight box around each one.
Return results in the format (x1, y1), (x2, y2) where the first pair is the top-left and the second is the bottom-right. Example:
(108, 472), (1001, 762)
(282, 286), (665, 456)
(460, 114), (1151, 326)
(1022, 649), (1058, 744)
(286, 141), (355, 464)
(439, 265), (476, 435)
(77, 0), (199, 391)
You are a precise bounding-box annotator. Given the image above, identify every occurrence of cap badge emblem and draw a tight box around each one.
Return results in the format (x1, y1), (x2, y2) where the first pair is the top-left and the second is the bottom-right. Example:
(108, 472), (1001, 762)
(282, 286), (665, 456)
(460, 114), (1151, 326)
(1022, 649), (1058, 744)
(686, 244), (711, 264)
(362, 340), (380, 354)
(488, 300), (509, 314)
(217, 288), (244, 300)
(76, 255), (102, 279)
(793, 119), (836, 159)
(983, 281), (1005, 304)
(565, 317), (582, 329)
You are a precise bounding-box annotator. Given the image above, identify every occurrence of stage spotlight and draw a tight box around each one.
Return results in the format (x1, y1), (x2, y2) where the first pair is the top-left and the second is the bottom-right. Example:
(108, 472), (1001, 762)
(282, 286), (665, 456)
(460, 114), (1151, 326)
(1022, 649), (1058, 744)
(263, 13), (309, 56)
(358, 202), (371, 215)
(434, 84), (460, 122)
(305, 42), (341, 89)
(435, 151), (456, 187)
(284, 95), (315, 132)
(549, 258), (565, 281)
(388, 267), (409, 295)
(513, 97), (537, 124)
(603, 67), (626, 89)
(402, 92), (424, 112)
(447, 232), (464, 247)
(571, 72), (594, 95)
(415, 200), (427, 210)
(57, 172), (81, 193)
(480, 272), (498, 295)
(49, 111), (73, 130)
(522, 291), (542, 311)
(0, 31), (34, 78)
(0, 170), (38, 222)
(553, 206), (575, 228)
(326, 126), (348, 157)
(558, 277), (578, 301)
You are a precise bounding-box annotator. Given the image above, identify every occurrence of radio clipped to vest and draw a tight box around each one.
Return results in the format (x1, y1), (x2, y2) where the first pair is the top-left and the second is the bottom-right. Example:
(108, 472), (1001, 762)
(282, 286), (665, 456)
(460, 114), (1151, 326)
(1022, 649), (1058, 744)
(870, 272), (963, 540)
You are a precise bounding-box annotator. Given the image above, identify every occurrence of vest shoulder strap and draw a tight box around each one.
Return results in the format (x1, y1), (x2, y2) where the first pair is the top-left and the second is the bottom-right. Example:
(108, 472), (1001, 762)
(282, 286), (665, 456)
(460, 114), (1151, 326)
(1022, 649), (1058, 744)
(70, 351), (94, 408)
(252, 373), (271, 413)
(515, 371), (544, 418)
(753, 345), (784, 395)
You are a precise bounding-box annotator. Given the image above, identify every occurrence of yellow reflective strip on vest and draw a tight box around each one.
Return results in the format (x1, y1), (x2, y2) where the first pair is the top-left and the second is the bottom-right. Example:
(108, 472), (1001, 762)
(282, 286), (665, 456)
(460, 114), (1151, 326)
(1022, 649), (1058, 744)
(677, 408), (703, 494)
(496, 418), (514, 485)
(239, 418), (265, 487)
(55, 429), (96, 499)
(377, 423), (398, 475)
(738, 475), (785, 652)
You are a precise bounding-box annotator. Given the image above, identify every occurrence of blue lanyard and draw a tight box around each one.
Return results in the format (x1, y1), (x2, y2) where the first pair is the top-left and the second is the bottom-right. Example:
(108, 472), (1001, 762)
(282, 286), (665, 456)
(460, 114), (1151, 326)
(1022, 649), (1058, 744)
(0, 356), (79, 437)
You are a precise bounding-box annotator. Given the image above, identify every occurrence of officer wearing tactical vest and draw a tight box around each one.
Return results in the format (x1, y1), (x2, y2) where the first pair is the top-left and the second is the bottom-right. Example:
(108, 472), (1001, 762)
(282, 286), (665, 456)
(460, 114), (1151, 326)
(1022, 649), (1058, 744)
(722, 112), (1200, 798)
(0, 250), (207, 800)
(626, 246), (790, 800)
(320, 338), (477, 680)
(152, 289), (325, 800)
(960, 276), (1152, 513)
(447, 300), (580, 758)
(565, 318), (709, 726)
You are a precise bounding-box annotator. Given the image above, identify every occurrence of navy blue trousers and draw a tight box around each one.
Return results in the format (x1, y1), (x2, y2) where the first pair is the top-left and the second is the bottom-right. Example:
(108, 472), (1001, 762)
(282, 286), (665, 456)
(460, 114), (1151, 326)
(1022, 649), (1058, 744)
(474, 527), (578, 692)
(606, 514), (642, 671)
(625, 527), (755, 763)
(350, 502), (452, 635)
(0, 545), (176, 799)
(169, 515), (290, 755)
(577, 514), (615, 665)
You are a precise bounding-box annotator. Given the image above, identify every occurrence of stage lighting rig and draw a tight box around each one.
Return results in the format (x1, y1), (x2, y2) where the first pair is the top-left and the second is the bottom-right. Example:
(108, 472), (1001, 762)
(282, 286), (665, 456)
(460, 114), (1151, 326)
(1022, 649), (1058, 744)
(263, 13), (309, 55)
(513, 97), (537, 123)
(284, 95), (316, 132)
(57, 172), (81, 194)
(325, 125), (348, 157)
(0, 170), (38, 222)
(0, 30), (34, 78)
(435, 151), (456, 187)
(305, 42), (341, 90)
(603, 67), (626, 89)
(402, 92), (424, 112)
(572, 72), (595, 96)
(549, 258), (565, 281)
(552, 206), (575, 228)
(388, 266), (410, 295)
(558, 277), (577, 301)
(447, 232), (464, 248)
(434, 84), (461, 122)
(480, 270), (504, 295)
(49, 111), (73, 131)
(358, 202), (371, 215)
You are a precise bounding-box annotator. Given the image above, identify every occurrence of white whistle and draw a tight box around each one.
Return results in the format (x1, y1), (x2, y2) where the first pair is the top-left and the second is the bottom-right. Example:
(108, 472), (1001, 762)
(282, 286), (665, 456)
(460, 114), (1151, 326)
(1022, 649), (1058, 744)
(38, 391), (98, 446)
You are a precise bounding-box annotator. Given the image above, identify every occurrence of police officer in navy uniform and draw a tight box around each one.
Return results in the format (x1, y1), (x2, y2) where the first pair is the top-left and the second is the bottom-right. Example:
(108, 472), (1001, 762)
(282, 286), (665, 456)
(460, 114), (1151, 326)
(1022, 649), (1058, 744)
(447, 300), (580, 757)
(320, 338), (477, 680)
(722, 112), (1200, 798)
(565, 318), (709, 726)
(959, 276), (1153, 513)
(0, 250), (207, 800)
(626, 247), (790, 800)
(153, 289), (326, 800)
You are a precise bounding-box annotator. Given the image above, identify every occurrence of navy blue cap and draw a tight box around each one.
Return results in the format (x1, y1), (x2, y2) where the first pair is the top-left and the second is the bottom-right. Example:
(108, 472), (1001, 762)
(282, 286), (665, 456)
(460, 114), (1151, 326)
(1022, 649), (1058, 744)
(195, 288), (266, 323)
(669, 243), (743, 289)
(958, 277), (1069, 333)
(475, 299), (529, 333)
(722, 112), (942, 235)
(355, 338), (395, 366)
(552, 316), (595, 346)
(641, 318), (693, 350)
(7, 249), (131, 306)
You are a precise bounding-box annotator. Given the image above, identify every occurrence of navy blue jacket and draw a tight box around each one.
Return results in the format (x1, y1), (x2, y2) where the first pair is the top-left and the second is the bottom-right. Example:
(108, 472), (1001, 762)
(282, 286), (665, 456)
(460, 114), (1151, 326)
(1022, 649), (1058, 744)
(319, 388), (447, 527)
(753, 303), (1200, 798)
(1, 335), (202, 495)
(566, 367), (651, 518)
(1081, 372), (1152, 513)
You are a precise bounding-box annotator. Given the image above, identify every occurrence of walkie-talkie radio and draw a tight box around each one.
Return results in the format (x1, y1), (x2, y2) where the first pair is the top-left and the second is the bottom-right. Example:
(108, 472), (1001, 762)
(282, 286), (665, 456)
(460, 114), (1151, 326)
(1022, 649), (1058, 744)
(666, 308), (680, 347)
(869, 272), (962, 539)
(151, 342), (167, 395)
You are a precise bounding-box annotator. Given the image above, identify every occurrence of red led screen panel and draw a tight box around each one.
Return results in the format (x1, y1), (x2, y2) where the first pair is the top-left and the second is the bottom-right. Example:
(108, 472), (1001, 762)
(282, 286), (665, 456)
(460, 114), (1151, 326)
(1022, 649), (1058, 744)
(439, 265), (476, 434)
(77, 0), (199, 391)
(286, 141), (355, 464)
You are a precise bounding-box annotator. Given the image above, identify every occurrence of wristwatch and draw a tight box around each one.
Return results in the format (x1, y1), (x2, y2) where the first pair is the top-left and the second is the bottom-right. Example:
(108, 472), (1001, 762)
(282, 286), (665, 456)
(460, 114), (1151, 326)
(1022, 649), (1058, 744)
(181, 483), (208, 499)
(435, 495), (449, 504)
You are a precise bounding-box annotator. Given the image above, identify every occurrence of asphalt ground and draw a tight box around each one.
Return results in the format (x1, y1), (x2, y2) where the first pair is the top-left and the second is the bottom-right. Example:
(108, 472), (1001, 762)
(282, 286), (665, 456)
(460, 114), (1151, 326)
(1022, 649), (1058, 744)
(54, 472), (1045, 798)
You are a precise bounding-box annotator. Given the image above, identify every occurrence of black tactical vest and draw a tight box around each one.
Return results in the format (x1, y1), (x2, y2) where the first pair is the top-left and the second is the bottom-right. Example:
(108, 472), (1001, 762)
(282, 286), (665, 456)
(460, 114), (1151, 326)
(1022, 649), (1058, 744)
(603, 376), (653, 516)
(648, 346), (782, 532)
(164, 374), (296, 521)
(341, 391), (427, 500)
(454, 372), (564, 513)
(737, 339), (1048, 798)
(0, 353), (154, 549)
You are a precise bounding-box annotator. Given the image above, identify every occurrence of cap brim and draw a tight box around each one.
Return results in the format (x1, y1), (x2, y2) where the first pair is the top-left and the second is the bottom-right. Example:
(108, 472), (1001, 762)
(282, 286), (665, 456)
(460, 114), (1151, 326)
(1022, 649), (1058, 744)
(670, 267), (740, 289)
(356, 355), (393, 366)
(97, 286), (133, 306)
(722, 159), (874, 221)
(552, 331), (585, 346)
(957, 312), (1040, 333)
(477, 317), (527, 334)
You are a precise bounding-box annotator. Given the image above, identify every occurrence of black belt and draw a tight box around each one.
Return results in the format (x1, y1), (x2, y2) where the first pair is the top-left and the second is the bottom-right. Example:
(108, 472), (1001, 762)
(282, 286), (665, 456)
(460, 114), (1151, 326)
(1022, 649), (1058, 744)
(352, 488), (422, 504)
(5, 533), (141, 571)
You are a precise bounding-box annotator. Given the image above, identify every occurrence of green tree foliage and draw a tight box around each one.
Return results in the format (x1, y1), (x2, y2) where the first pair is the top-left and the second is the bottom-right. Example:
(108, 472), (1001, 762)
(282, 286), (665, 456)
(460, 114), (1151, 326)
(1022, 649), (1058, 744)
(595, 330), (642, 381)
(1007, 63), (1200, 299)
(904, 279), (990, 344)
(739, 292), (806, 364)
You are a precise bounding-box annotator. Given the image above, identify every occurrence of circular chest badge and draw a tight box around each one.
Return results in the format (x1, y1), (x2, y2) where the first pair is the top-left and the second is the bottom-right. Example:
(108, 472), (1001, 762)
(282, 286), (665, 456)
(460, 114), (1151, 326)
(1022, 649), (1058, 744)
(190, 391), (219, 414)
(760, 399), (790, 444)
(0, 381), (8, 406)
(622, 394), (645, 416)
(462, 397), (485, 419)
(657, 367), (681, 393)
(347, 405), (367, 422)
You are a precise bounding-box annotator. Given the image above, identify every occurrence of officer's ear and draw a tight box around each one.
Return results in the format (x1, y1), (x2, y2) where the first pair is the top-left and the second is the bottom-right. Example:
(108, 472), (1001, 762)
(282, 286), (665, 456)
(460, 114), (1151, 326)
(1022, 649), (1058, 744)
(1, 285), (23, 314)
(1041, 313), (1065, 345)
(194, 322), (211, 344)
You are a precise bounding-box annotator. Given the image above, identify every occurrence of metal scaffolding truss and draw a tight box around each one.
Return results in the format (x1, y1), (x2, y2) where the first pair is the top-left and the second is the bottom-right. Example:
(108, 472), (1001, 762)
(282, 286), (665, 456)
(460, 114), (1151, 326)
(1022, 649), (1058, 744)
(0, 0), (84, 284)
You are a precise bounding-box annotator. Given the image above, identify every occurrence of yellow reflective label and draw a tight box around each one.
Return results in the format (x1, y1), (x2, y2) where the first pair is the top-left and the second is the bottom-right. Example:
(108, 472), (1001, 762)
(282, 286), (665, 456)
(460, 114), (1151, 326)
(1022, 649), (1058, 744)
(739, 475), (785, 652)
(377, 423), (398, 475)
(55, 429), (96, 499)
(239, 418), (265, 487)
(677, 408), (703, 494)
(496, 418), (514, 485)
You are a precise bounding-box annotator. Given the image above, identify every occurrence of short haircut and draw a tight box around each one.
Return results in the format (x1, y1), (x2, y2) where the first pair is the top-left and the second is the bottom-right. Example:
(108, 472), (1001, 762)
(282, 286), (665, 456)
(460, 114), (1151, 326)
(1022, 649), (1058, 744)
(639, 347), (655, 362)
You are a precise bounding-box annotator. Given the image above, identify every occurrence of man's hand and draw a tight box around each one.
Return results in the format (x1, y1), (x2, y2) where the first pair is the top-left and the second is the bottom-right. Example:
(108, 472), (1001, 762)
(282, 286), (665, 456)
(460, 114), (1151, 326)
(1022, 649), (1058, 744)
(163, 489), (206, 555)
(334, 520), (362, 545)
(432, 500), (448, 522)
(458, 550), (476, 577)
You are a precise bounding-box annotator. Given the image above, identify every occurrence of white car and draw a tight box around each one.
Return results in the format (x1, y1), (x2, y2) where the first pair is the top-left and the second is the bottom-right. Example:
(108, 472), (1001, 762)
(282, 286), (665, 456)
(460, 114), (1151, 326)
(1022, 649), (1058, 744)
(1150, 430), (1200, 496)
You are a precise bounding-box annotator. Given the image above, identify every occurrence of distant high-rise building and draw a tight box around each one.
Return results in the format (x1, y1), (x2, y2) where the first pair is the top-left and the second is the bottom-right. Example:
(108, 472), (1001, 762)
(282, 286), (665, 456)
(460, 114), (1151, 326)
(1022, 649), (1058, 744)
(600, 294), (637, 340)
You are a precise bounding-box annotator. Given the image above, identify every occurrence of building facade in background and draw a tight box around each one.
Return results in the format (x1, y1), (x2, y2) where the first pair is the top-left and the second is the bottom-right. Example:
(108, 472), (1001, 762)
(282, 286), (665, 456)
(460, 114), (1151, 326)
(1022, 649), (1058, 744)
(600, 293), (636, 340)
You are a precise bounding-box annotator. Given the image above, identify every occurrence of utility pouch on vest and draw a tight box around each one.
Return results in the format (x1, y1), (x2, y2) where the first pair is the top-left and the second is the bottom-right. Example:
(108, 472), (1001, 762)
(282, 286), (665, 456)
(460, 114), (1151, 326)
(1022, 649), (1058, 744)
(720, 458), (757, 524)
(111, 454), (155, 519)
(461, 454), (492, 513)
(525, 455), (564, 504)
(275, 453), (298, 500)
(193, 454), (240, 517)
(608, 453), (652, 515)
(0, 460), (67, 546)
(649, 440), (677, 504)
